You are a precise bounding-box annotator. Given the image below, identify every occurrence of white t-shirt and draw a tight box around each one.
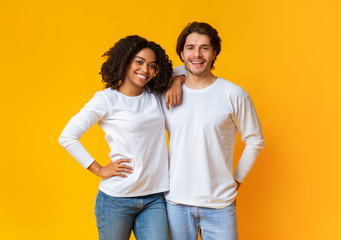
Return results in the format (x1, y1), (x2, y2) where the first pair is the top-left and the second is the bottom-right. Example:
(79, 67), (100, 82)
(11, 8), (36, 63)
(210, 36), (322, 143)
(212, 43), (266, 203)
(162, 72), (264, 209)
(59, 88), (169, 197)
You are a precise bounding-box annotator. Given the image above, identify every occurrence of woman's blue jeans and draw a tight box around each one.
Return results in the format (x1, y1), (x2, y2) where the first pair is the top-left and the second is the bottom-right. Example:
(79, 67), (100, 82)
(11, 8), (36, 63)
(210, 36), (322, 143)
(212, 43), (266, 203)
(94, 190), (168, 240)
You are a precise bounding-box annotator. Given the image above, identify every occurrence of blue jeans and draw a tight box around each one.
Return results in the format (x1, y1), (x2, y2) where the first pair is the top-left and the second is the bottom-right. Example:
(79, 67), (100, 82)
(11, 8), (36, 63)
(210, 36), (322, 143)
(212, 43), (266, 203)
(166, 202), (238, 240)
(94, 190), (168, 240)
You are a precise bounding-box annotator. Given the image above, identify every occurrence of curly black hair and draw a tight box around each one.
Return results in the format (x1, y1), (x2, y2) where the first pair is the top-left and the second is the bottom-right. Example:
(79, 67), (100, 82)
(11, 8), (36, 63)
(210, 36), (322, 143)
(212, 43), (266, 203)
(100, 35), (173, 96)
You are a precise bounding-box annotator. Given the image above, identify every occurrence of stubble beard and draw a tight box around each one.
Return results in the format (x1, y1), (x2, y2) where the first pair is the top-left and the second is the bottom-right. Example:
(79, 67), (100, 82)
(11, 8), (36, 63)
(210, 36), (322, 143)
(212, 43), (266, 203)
(184, 61), (211, 77)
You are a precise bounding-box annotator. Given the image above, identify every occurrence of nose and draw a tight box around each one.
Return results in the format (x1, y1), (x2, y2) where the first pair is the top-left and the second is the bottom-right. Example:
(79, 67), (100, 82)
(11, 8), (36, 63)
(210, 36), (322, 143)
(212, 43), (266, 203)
(141, 63), (148, 73)
(193, 47), (202, 58)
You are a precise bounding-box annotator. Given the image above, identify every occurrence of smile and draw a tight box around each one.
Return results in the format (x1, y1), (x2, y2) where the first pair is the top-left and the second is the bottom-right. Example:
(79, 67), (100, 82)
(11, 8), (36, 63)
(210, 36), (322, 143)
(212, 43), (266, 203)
(190, 60), (205, 64)
(136, 73), (149, 80)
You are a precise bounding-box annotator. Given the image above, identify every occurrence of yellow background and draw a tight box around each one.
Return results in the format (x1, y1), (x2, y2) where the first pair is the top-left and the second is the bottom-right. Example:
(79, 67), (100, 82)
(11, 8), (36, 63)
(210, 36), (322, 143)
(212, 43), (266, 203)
(1, 0), (340, 239)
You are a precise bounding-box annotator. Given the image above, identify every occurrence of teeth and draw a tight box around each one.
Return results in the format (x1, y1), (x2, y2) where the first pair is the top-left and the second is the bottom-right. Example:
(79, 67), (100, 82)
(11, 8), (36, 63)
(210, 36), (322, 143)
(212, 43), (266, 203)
(136, 74), (147, 79)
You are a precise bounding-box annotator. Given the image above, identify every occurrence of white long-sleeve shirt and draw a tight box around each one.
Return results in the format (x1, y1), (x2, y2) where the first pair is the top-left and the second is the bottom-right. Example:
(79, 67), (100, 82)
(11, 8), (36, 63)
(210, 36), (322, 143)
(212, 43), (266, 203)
(58, 88), (169, 197)
(162, 67), (265, 208)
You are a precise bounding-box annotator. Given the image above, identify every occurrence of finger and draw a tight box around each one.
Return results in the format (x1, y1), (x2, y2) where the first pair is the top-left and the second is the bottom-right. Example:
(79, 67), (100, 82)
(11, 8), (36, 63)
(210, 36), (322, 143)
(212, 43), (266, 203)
(116, 159), (131, 163)
(170, 94), (176, 107)
(117, 168), (133, 173)
(118, 164), (134, 170)
(178, 91), (183, 105)
(112, 171), (128, 177)
(173, 95), (177, 106)
(165, 95), (170, 110)
(175, 93), (180, 105)
(117, 173), (128, 178)
(103, 172), (127, 179)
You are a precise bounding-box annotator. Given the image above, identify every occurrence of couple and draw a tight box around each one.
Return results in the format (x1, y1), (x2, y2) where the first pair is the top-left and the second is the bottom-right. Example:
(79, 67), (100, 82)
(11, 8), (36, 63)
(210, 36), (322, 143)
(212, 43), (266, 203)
(59, 22), (265, 240)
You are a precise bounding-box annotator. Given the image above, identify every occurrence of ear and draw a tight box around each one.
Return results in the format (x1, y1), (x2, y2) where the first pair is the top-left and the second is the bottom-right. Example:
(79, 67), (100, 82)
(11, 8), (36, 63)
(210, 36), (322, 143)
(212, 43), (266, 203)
(180, 51), (184, 62)
(213, 50), (217, 60)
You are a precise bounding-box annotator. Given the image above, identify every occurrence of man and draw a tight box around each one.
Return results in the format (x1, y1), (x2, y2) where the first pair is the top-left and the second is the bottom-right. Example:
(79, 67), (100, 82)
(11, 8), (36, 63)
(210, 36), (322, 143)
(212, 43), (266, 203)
(163, 22), (265, 240)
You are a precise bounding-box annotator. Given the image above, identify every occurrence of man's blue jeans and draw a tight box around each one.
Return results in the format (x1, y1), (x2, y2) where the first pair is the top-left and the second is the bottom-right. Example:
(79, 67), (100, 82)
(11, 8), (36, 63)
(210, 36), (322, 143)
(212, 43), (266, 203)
(166, 202), (238, 240)
(94, 190), (168, 240)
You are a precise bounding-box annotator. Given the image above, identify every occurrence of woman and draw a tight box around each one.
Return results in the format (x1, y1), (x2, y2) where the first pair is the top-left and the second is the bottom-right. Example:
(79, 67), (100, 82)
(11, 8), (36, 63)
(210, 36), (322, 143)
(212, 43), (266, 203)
(58, 35), (174, 240)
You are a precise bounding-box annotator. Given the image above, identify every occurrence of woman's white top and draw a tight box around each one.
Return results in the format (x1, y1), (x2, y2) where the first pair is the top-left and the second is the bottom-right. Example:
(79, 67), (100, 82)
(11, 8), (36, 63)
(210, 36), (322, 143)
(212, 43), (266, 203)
(58, 88), (169, 197)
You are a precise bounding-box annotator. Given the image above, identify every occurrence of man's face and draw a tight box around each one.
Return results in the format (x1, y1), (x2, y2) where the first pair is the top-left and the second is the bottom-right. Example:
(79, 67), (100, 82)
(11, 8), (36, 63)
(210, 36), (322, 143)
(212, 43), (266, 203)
(181, 32), (216, 77)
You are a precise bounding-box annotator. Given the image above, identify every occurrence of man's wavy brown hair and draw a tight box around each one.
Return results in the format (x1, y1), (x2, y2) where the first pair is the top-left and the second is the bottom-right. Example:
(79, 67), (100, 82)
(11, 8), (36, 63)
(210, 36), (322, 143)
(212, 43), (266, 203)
(176, 22), (221, 69)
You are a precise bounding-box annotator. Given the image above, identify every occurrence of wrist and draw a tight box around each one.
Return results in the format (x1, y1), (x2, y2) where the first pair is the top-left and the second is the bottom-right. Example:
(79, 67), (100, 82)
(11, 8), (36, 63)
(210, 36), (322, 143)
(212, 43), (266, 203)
(172, 75), (185, 85)
(88, 161), (103, 177)
(96, 166), (104, 177)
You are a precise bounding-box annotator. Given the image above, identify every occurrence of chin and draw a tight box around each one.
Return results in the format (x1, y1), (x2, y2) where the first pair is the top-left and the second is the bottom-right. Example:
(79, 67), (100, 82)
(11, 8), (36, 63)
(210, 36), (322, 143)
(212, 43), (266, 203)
(190, 69), (205, 76)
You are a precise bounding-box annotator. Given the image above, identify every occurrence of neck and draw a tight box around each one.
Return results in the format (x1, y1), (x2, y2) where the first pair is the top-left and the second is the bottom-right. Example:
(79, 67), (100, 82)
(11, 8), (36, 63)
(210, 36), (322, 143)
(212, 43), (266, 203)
(118, 83), (143, 97)
(185, 71), (217, 89)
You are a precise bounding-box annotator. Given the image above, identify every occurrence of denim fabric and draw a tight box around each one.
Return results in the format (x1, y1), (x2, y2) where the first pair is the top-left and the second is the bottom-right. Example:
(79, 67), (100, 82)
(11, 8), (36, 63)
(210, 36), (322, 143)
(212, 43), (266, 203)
(94, 190), (168, 240)
(166, 202), (238, 240)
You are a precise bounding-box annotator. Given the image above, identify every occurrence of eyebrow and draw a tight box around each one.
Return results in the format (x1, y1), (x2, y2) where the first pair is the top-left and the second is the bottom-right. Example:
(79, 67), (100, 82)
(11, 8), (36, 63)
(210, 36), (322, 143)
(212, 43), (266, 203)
(135, 56), (157, 63)
(185, 44), (211, 48)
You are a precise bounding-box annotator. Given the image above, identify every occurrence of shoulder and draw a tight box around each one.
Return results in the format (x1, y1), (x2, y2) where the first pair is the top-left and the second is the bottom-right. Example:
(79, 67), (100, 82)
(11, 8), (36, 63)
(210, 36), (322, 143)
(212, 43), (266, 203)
(96, 88), (116, 98)
(94, 88), (118, 103)
(85, 88), (117, 110)
(145, 90), (163, 108)
(142, 88), (160, 101)
(215, 77), (249, 101)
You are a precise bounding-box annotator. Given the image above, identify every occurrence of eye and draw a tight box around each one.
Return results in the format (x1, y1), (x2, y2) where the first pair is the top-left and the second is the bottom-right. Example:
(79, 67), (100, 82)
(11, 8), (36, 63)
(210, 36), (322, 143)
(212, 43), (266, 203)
(135, 60), (143, 65)
(149, 64), (156, 69)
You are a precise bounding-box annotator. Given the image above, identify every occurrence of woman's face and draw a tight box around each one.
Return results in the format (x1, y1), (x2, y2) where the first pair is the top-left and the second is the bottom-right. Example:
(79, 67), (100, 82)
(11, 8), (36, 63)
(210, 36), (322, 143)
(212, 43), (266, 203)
(124, 48), (157, 91)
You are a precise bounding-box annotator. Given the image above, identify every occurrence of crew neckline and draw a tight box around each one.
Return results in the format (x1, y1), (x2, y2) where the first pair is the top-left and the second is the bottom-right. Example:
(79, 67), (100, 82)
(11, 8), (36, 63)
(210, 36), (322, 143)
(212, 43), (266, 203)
(183, 77), (220, 94)
(113, 88), (146, 99)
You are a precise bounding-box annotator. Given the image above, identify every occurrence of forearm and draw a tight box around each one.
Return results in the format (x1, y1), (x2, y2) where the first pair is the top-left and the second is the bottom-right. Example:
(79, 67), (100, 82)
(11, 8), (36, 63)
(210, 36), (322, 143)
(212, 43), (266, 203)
(58, 119), (96, 169)
(233, 146), (263, 183)
(165, 74), (185, 110)
(87, 160), (103, 177)
(171, 75), (185, 86)
(234, 95), (265, 183)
